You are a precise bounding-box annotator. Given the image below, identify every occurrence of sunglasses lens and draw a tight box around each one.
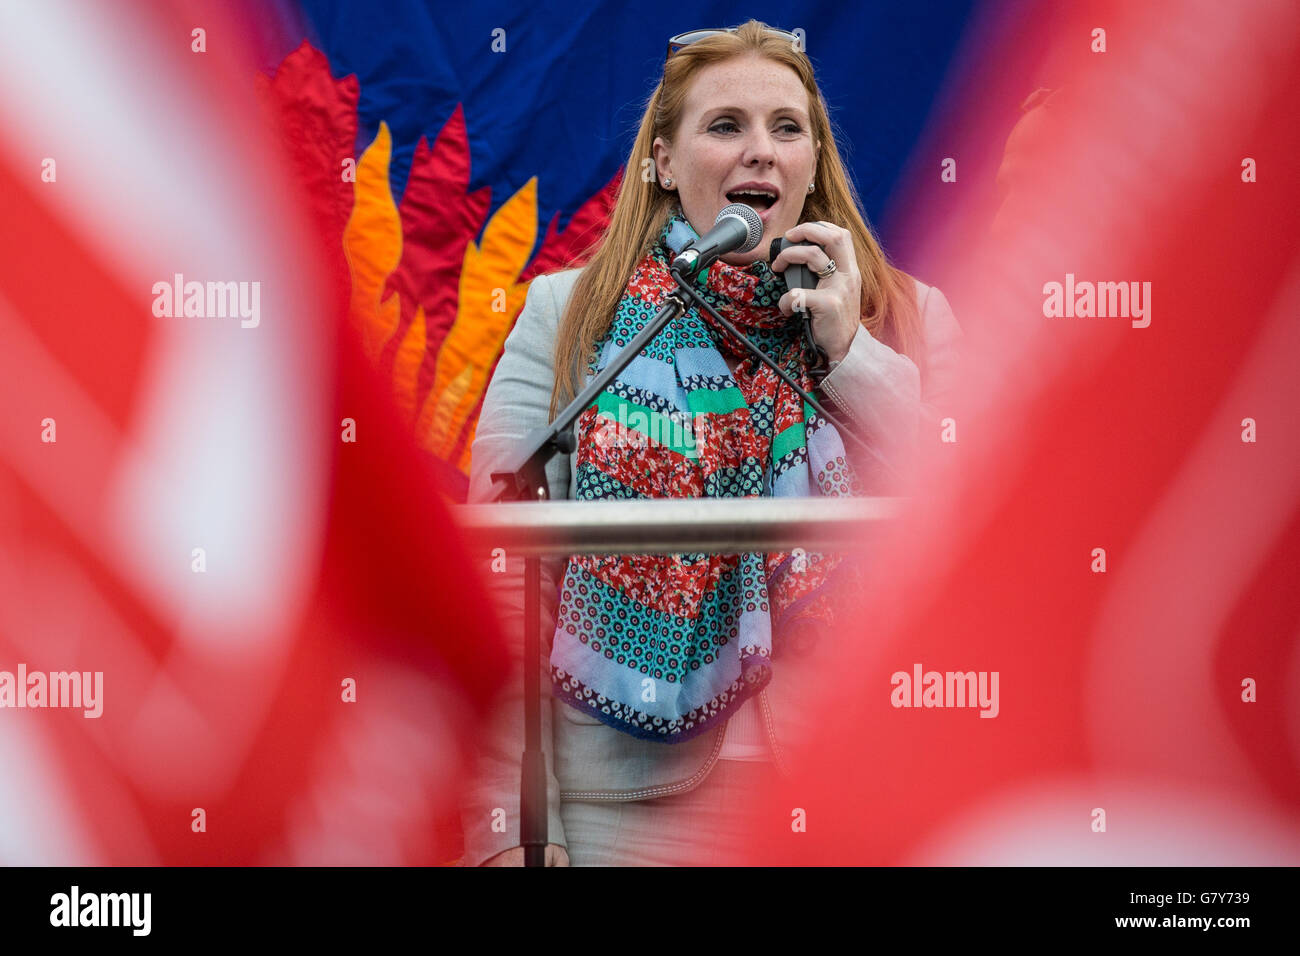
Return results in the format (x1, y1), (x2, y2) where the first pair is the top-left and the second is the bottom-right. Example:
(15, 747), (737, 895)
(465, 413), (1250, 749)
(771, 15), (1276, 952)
(670, 30), (723, 44)
(666, 29), (721, 59)
(666, 27), (800, 60)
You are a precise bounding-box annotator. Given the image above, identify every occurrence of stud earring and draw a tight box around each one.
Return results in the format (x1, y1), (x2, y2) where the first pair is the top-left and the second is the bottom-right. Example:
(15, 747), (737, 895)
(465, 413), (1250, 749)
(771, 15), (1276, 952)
(807, 182), (815, 193)
(663, 177), (673, 188)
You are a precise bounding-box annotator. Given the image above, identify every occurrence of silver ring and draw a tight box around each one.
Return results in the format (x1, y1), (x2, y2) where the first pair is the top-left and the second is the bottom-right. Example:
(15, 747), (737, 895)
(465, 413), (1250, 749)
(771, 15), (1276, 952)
(814, 257), (837, 279)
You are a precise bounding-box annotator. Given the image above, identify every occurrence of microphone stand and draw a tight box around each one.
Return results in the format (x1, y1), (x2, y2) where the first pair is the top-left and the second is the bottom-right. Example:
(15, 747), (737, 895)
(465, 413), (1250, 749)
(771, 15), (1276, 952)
(487, 281), (694, 867)
(487, 257), (891, 867)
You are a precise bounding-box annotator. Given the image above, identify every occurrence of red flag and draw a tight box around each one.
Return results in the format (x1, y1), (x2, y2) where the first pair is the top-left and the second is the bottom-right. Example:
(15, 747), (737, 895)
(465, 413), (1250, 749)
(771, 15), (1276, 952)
(0, 0), (506, 865)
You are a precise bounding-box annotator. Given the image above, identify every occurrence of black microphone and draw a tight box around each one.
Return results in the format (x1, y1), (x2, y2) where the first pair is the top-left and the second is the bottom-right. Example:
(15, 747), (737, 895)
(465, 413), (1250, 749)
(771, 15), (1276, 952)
(670, 203), (763, 277)
(770, 236), (829, 374)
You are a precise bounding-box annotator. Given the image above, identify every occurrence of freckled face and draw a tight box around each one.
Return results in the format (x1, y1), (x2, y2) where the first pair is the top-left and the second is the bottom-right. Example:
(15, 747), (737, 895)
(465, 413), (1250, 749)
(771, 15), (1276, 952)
(653, 54), (818, 266)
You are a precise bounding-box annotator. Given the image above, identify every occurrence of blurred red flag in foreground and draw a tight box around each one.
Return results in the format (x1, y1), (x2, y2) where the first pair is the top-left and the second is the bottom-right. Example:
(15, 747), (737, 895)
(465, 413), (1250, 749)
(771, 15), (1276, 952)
(731, 0), (1300, 865)
(0, 0), (505, 864)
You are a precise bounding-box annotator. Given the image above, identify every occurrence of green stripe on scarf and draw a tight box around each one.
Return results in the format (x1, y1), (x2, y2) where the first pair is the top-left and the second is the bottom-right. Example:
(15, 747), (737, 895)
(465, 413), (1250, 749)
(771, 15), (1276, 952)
(772, 420), (806, 463)
(686, 385), (747, 416)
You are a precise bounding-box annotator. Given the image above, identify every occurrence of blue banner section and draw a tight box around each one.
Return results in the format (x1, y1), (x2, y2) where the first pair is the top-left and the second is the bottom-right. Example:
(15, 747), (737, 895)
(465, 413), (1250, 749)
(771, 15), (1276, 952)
(257, 0), (979, 245)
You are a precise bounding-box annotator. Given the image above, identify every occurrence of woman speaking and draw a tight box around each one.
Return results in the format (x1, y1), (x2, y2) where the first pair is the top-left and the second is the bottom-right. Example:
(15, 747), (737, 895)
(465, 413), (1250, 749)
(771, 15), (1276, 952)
(461, 20), (962, 866)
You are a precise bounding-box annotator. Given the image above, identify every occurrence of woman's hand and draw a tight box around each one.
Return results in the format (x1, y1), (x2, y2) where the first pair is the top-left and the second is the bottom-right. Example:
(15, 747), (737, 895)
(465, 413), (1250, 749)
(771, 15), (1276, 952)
(481, 844), (570, 866)
(771, 220), (862, 365)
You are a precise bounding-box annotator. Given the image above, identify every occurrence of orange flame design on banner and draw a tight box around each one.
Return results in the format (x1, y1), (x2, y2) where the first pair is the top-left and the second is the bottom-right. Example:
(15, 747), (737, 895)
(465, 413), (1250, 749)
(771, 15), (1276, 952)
(264, 42), (618, 491)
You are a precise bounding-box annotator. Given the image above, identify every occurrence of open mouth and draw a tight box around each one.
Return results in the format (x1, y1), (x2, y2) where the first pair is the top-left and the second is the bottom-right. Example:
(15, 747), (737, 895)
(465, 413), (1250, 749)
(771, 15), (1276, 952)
(725, 188), (779, 212)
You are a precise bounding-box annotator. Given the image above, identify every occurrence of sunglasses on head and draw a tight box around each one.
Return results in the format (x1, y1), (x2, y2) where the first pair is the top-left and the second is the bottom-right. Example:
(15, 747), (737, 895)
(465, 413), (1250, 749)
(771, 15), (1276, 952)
(665, 26), (803, 62)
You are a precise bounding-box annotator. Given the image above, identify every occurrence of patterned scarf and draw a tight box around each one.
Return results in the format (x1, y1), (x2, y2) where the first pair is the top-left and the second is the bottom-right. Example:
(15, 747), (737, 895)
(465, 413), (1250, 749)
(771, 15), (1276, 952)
(549, 206), (866, 743)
